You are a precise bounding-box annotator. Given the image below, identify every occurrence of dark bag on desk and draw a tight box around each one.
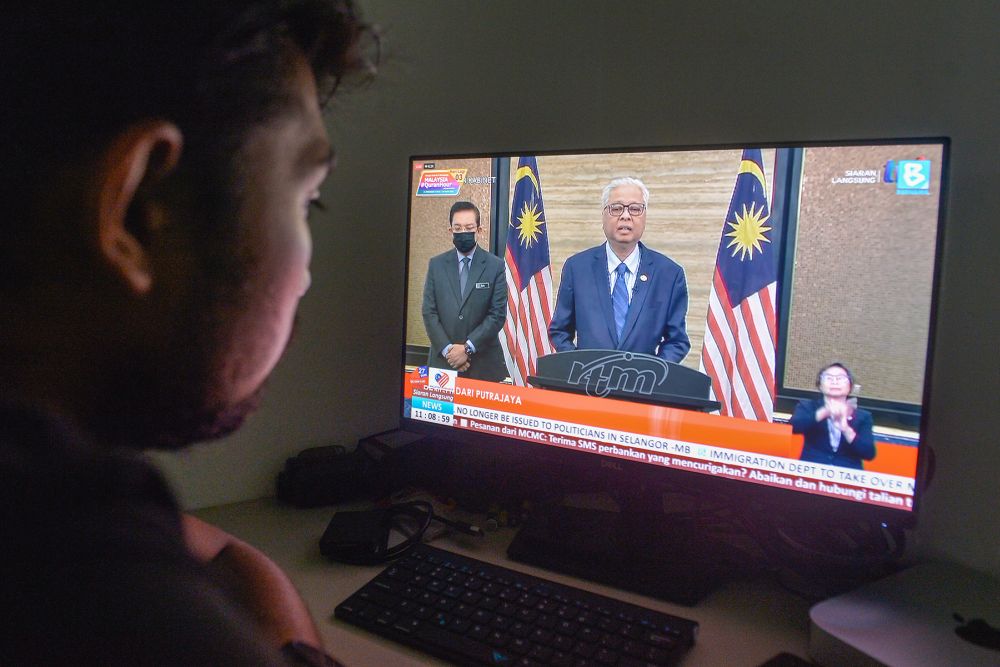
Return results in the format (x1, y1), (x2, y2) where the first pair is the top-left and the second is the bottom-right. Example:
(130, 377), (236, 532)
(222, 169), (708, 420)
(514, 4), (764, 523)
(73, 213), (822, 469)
(276, 431), (425, 507)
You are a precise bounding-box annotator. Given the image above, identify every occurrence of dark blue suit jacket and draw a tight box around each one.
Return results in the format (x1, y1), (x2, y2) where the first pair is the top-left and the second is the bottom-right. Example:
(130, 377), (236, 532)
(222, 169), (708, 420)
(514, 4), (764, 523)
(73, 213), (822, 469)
(790, 398), (876, 470)
(548, 242), (690, 362)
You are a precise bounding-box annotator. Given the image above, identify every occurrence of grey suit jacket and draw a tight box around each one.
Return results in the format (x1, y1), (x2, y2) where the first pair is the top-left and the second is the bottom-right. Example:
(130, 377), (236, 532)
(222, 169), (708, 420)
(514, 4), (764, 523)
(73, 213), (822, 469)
(421, 245), (509, 382)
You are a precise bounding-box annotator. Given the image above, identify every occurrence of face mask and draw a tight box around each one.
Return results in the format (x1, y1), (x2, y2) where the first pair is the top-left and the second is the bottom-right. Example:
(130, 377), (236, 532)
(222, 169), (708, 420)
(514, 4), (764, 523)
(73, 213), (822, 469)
(452, 231), (476, 254)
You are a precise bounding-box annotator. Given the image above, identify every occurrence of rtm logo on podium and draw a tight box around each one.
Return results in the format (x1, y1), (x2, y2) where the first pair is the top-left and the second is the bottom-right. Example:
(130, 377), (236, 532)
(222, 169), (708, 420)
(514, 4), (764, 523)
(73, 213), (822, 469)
(566, 352), (669, 398)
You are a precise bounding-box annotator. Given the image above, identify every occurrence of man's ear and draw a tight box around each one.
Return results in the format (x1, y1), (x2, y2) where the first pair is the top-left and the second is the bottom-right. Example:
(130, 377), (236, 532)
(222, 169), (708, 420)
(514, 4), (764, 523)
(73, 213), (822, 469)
(96, 121), (183, 295)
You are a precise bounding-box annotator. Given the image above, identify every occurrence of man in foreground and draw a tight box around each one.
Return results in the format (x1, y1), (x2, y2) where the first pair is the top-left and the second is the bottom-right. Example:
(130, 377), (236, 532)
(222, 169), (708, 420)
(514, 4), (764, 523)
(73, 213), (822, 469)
(1, 2), (372, 664)
(548, 177), (691, 362)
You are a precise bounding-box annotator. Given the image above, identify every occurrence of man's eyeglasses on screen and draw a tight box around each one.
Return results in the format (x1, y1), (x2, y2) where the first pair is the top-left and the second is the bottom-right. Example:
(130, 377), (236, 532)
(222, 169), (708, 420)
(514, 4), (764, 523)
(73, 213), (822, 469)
(605, 203), (646, 217)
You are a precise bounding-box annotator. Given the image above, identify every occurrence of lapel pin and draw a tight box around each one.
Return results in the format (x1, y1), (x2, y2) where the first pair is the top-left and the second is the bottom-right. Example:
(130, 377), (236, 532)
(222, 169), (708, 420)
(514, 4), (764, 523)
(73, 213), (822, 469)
(640, 274), (648, 282)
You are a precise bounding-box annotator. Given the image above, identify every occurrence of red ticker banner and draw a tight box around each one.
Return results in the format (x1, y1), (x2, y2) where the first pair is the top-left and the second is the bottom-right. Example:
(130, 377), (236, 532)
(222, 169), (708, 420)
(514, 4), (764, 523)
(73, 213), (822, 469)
(406, 370), (917, 511)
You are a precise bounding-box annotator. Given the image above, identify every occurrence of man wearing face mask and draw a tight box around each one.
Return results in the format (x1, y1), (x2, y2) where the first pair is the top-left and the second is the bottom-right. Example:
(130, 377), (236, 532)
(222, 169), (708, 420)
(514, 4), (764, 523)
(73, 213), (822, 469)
(422, 201), (509, 382)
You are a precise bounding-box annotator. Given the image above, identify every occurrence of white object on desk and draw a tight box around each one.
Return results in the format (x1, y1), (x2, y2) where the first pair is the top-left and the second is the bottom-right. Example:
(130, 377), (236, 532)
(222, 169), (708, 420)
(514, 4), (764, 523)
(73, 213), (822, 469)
(809, 561), (1000, 666)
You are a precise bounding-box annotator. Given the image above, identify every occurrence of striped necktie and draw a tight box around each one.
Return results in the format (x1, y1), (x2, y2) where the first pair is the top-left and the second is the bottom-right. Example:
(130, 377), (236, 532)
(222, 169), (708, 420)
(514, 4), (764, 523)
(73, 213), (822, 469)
(460, 256), (471, 296)
(612, 262), (629, 341)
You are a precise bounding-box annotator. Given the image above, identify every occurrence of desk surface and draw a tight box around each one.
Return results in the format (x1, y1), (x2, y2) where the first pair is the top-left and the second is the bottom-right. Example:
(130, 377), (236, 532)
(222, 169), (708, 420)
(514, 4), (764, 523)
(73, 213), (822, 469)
(193, 498), (812, 667)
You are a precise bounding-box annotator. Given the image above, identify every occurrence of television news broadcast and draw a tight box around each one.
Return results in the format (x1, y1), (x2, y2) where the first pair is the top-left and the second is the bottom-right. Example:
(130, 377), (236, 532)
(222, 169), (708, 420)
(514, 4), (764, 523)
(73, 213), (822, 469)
(403, 142), (945, 514)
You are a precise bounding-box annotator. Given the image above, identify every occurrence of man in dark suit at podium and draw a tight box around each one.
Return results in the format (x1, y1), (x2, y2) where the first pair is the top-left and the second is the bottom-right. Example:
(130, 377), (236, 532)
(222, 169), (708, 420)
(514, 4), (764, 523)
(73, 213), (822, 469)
(548, 177), (690, 362)
(422, 201), (509, 381)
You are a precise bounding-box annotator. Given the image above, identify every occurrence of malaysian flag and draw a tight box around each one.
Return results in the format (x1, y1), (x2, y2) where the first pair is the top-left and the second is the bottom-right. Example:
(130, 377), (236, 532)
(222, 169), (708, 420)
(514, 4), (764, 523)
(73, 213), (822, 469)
(500, 156), (555, 386)
(699, 149), (781, 421)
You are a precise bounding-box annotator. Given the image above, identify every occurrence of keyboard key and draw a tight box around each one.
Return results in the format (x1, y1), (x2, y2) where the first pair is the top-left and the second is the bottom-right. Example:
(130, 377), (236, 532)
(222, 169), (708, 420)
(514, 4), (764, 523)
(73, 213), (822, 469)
(375, 610), (397, 626)
(551, 634), (575, 652)
(497, 601), (519, 617)
(537, 598), (561, 613)
(529, 628), (554, 645)
(598, 616), (621, 633)
(486, 630), (510, 647)
(460, 590), (482, 605)
(392, 618), (420, 635)
(447, 617), (471, 635)
(550, 652), (574, 667)
(536, 613), (557, 630)
(445, 572), (467, 586)
(434, 596), (457, 611)
(358, 588), (398, 609)
(595, 648), (618, 665)
(555, 619), (578, 635)
(471, 609), (494, 624)
(622, 639), (645, 658)
(528, 644), (553, 662)
(491, 615), (513, 631)
(508, 637), (532, 655)
(516, 607), (539, 623)
(452, 602), (474, 618)
(644, 631), (676, 650)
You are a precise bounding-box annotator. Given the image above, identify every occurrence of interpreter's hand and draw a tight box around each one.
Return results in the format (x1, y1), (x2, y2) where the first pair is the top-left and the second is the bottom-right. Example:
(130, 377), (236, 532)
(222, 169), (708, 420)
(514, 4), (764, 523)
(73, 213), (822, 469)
(826, 399), (853, 431)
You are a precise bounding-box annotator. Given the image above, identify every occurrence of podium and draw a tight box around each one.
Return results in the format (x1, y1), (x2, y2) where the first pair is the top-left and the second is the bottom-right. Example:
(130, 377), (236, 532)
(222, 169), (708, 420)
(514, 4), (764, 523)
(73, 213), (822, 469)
(527, 350), (720, 412)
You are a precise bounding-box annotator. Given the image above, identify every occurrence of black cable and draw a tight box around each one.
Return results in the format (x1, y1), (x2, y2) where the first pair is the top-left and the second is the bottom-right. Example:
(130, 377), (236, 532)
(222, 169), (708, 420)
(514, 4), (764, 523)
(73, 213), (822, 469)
(383, 501), (484, 561)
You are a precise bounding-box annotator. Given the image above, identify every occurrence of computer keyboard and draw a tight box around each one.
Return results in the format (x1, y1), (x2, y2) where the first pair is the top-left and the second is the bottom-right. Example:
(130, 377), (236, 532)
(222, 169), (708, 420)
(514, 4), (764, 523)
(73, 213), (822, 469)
(335, 544), (698, 666)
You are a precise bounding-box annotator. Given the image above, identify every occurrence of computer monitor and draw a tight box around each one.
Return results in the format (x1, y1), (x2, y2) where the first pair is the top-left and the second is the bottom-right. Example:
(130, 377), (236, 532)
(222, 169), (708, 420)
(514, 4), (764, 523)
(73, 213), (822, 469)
(399, 140), (946, 599)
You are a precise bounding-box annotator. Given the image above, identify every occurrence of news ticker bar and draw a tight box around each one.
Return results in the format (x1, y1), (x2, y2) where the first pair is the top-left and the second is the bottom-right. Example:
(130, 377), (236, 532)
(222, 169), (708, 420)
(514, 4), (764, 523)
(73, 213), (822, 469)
(409, 393), (914, 512)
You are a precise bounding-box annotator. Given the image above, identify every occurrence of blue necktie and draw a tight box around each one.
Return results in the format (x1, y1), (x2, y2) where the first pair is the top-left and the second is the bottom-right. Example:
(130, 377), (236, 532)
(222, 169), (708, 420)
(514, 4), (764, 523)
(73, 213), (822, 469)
(459, 256), (471, 297)
(612, 262), (629, 342)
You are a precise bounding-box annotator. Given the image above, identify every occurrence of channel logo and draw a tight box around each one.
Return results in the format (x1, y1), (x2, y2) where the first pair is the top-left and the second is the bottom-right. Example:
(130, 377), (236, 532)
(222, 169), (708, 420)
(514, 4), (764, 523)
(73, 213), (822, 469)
(427, 367), (457, 392)
(885, 159), (931, 195)
(897, 160), (931, 195)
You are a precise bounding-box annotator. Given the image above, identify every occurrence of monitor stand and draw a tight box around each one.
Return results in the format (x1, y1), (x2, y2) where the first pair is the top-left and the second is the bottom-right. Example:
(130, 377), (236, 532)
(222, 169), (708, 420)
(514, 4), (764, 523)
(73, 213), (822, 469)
(506, 494), (743, 606)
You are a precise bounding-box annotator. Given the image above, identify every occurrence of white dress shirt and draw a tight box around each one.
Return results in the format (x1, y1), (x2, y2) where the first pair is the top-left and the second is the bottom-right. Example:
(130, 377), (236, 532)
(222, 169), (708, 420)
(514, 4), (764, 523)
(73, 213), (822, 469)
(605, 243), (641, 303)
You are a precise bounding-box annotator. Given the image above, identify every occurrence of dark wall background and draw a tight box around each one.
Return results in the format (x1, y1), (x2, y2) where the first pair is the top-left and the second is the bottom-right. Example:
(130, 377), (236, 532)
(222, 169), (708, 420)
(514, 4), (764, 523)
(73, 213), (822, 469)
(155, 1), (1000, 576)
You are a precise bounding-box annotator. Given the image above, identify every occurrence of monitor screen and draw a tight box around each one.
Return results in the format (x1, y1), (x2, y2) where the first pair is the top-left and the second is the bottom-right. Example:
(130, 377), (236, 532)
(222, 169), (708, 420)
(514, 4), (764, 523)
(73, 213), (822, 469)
(401, 141), (946, 521)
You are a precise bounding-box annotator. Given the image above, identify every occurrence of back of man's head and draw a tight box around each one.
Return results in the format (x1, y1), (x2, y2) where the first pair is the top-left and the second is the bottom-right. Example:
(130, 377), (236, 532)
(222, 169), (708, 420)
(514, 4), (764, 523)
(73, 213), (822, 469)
(2, 1), (371, 285)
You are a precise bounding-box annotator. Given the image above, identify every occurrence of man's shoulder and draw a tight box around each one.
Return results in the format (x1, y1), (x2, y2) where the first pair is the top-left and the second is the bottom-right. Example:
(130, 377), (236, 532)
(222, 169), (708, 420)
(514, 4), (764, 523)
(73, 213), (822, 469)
(565, 244), (604, 266)
(0, 406), (283, 665)
(429, 249), (455, 266)
(639, 244), (683, 272)
(479, 248), (504, 268)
